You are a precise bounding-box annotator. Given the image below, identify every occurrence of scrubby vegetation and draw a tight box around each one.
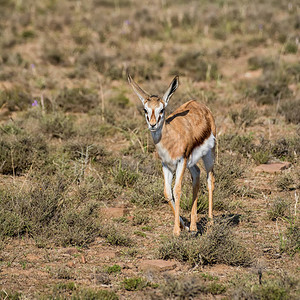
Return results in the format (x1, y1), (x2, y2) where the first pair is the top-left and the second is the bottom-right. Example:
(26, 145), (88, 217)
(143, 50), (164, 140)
(0, 0), (299, 298)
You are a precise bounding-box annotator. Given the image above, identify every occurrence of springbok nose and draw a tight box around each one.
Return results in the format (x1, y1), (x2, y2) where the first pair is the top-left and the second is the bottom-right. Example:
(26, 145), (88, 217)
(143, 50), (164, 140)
(150, 123), (156, 128)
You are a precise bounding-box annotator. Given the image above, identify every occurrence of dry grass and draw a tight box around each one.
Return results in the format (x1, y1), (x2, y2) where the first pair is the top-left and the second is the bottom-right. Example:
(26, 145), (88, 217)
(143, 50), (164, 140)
(0, 0), (299, 298)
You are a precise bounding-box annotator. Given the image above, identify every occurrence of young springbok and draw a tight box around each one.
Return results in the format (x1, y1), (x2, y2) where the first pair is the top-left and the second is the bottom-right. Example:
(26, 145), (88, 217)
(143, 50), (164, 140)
(128, 75), (216, 236)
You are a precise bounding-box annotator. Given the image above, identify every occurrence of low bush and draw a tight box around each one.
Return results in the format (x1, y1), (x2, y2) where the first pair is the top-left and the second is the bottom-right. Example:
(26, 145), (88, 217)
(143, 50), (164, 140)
(0, 175), (101, 247)
(0, 124), (48, 175)
(268, 197), (289, 221)
(280, 220), (300, 256)
(231, 274), (298, 300)
(172, 51), (219, 81)
(100, 225), (132, 247)
(122, 277), (149, 291)
(158, 221), (252, 267)
(56, 87), (99, 113)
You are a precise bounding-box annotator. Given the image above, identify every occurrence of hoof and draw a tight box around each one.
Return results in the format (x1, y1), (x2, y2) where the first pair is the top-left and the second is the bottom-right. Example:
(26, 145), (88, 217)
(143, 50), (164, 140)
(189, 230), (198, 237)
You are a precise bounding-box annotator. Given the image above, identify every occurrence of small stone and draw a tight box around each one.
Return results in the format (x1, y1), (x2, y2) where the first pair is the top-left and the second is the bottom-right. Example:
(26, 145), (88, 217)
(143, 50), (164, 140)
(98, 251), (116, 259)
(139, 259), (177, 272)
(92, 272), (111, 285)
(65, 248), (78, 255)
(254, 162), (291, 174)
(81, 255), (86, 264)
(101, 207), (129, 218)
(243, 69), (263, 79)
(66, 261), (75, 268)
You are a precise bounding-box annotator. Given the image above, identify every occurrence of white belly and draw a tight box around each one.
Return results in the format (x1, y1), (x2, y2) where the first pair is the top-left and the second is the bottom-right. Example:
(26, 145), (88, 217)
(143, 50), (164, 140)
(187, 133), (215, 168)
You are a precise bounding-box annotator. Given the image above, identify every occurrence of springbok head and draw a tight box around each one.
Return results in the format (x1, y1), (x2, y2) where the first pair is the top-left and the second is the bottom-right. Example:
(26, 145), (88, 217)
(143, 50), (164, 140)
(128, 74), (179, 132)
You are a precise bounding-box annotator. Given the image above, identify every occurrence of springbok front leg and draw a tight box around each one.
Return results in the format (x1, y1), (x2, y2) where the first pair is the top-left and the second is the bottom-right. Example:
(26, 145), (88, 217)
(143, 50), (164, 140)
(162, 163), (187, 230)
(188, 165), (200, 232)
(203, 149), (215, 222)
(173, 158), (187, 236)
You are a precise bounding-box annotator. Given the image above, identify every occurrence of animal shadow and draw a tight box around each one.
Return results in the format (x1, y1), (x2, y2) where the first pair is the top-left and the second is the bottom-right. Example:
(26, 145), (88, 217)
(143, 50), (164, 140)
(184, 213), (242, 237)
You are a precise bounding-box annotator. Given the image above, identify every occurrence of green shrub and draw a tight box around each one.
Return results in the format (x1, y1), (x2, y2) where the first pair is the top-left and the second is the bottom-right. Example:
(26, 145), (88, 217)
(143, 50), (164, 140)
(39, 112), (74, 139)
(100, 226), (132, 247)
(231, 274), (298, 300)
(280, 221), (300, 256)
(132, 212), (149, 226)
(122, 277), (149, 291)
(0, 175), (102, 246)
(112, 162), (139, 188)
(0, 88), (32, 111)
(276, 174), (295, 191)
(0, 124), (48, 175)
(56, 87), (98, 113)
(268, 198), (289, 221)
(172, 51), (219, 81)
(279, 99), (300, 124)
(160, 274), (226, 299)
(230, 106), (257, 127)
(0, 290), (22, 300)
(248, 56), (275, 71)
(284, 41), (298, 54)
(158, 221), (251, 267)
(105, 264), (121, 274)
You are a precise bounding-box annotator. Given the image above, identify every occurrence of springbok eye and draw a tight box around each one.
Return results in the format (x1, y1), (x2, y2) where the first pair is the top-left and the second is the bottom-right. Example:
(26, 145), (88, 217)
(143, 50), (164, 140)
(143, 108), (148, 114)
(160, 108), (165, 115)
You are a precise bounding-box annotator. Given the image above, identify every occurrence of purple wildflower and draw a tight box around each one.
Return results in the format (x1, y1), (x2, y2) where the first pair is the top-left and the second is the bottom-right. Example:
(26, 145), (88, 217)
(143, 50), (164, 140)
(32, 100), (38, 107)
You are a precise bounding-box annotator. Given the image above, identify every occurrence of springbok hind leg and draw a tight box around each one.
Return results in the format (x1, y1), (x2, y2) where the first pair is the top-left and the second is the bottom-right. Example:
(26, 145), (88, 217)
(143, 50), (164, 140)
(188, 165), (200, 232)
(203, 149), (215, 224)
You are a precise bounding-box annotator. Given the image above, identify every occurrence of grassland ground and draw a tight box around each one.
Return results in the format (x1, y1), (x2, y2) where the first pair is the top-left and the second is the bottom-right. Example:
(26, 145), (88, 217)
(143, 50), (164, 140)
(0, 0), (299, 299)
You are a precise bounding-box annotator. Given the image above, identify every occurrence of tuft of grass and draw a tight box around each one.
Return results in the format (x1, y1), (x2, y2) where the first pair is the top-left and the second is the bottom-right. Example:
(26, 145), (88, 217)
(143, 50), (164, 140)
(231, 274), (298, 300)
(39, 112), (75, 139)
(0, 124), (48, 175)
(248, 56), (275, 71)
(112, 162), (139, 188)
(109, 92), (130, 109)
(122, 277), (149, 291)
(0, 87), (32, 111)
(0, 290), (22, 300)
(280, 220), (300, 256)
(230, 106), (257, 127)
(132, 212), (149, 226)
(276, 174), (295, 191)
(279, 99), (300, 124)
(211, 153), (245, 211)
(56, 87), (99, 113)
(0, 175), (102, 247)
(158, 221), (252, 267)
(268, 198), (289, 221)
(50, 281), (118, 299)
(55, 267), (74, 280)
(284, 41), (298, 54)
(271, 137), (300, 163)
(160, 275), (207, 299)
(250, 138), (271, 165)
(131, 174), (165, 207)
(100, 226), (132, 247)
(104, 264), (121, 274)
(219, 133), (253, 156)
(53, 282), (77, 292)
(159, 274), (226, 299)
(172, 50), (219, 81)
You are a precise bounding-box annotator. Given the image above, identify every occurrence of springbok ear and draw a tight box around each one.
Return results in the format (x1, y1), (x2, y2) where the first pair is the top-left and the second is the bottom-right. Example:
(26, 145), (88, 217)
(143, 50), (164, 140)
(162, 76), (179, 106)
(128, 74), (150, 105)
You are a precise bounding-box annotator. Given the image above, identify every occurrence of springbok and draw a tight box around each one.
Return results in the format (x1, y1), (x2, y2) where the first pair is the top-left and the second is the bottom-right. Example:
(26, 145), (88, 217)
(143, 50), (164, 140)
(128, 75), (216, 236)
